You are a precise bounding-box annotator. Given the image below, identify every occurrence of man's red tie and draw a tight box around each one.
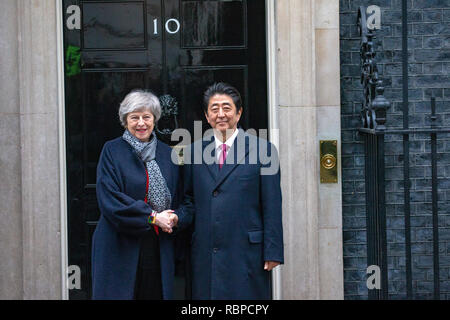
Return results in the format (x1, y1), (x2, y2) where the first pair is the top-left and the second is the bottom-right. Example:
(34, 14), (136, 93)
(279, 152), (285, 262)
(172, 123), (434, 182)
(219, 143), (227, 169)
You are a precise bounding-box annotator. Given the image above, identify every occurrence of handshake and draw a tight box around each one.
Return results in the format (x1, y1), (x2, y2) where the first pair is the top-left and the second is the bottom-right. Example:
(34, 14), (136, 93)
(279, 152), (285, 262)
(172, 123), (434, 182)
(154, 210), (178, 233)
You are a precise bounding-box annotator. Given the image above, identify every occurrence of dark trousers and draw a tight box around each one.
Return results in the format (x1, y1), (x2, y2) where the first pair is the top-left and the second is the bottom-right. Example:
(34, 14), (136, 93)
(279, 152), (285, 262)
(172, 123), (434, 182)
(134, 229), (163, 300)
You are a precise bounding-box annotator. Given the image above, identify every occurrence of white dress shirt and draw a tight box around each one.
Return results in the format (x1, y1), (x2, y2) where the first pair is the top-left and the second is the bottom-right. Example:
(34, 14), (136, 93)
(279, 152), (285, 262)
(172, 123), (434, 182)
(214, 128), (240, 164)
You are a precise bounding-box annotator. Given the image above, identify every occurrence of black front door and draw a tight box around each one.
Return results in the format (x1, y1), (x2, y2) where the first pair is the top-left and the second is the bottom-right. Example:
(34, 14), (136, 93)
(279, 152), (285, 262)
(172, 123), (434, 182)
(63, 0), (268, 299)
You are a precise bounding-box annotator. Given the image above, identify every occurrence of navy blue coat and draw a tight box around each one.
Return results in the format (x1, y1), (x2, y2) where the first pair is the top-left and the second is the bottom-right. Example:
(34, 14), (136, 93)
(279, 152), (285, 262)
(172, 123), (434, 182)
(176, 130), (284, 300)
(91, 137), (180, 300)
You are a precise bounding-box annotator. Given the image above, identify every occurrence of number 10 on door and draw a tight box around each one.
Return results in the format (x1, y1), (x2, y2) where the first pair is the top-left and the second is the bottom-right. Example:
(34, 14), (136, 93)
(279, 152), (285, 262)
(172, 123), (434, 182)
(153, 18), (180, 35)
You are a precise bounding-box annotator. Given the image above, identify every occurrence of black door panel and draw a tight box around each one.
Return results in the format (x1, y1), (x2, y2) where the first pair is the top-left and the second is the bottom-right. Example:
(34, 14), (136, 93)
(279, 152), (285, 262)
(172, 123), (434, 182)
(181, 1), (246, 48)
(82, 2), (147, 49)
(63, 0), (267, 299)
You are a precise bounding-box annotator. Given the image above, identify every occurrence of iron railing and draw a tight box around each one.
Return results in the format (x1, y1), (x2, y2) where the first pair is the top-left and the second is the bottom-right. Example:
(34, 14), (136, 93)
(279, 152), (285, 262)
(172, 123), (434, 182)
(357, 3), (450, 300)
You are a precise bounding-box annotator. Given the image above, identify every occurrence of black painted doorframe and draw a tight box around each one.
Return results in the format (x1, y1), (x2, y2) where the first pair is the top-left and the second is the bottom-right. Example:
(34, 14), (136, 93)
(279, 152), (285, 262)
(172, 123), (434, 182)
(62, 0), (275, 298)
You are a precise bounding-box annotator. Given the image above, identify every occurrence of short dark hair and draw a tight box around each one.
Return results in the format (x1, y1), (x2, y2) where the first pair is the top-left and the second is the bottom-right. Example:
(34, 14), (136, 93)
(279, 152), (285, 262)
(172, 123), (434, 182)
(203, 82), (242, 113)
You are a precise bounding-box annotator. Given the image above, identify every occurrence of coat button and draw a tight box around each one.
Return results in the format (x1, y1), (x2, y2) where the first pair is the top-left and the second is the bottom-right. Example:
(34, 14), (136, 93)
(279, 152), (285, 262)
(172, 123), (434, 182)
(213, 190), (219, 197)
(213, 248), (218, 253)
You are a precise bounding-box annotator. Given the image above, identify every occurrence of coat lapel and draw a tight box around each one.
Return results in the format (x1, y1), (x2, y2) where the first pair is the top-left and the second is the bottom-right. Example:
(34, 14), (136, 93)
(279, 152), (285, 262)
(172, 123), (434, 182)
(155, 141), (173, 195)
(202, 135), (218, 181)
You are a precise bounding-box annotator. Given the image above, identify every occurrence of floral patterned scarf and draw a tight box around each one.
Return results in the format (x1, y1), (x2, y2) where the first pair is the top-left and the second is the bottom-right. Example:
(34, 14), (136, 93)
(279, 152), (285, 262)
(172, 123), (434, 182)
(122, 130), (171, 212)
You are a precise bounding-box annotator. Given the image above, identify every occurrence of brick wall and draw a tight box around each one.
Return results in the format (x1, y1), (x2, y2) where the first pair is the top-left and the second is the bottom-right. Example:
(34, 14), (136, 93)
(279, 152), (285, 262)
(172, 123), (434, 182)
(340, 0), (450, 299)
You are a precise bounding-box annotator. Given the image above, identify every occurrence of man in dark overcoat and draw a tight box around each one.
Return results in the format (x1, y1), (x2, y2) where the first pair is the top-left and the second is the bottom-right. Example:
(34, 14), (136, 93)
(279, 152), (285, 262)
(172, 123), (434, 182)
(175, 82), (284, 299)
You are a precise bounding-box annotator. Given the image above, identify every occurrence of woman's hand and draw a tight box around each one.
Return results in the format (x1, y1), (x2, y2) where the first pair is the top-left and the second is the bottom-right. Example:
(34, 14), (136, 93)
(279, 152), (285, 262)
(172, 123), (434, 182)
(155, 209), (175, 233)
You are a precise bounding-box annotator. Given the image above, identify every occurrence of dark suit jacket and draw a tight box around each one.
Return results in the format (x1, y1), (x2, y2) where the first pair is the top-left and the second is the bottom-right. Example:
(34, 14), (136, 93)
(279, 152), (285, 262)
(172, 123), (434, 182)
(176, 129), (284, 299)
(91, 137), (180, 299)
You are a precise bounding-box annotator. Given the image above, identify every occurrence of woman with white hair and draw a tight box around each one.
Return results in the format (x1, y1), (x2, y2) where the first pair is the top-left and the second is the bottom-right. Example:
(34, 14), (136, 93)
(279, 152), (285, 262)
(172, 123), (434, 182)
(91, 89), (180, 300)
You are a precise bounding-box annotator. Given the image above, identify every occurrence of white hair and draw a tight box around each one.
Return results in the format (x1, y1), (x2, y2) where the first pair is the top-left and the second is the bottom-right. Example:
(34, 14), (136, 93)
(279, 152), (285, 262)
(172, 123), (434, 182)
(118, 89), (161, 127)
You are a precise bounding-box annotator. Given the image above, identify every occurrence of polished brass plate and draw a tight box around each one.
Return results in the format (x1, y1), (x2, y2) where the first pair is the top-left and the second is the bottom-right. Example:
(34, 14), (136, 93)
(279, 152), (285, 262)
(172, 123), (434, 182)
(320, 140), (338, 183)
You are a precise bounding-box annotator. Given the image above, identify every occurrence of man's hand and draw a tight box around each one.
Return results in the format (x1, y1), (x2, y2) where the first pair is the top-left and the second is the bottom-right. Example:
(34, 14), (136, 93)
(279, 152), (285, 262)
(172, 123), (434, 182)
(155, 209), (175, 233)
(169, 213), (178, 228)
(264, 261), (280, 271)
